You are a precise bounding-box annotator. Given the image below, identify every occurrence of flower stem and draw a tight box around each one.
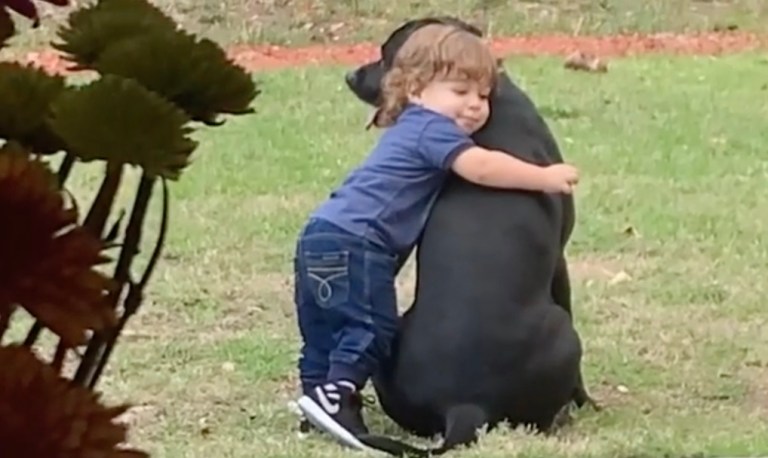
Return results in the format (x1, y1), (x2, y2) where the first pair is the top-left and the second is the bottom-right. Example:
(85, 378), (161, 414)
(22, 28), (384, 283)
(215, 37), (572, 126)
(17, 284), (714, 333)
(57, 152), (76, 186)
(74, 173), (157, 388)
(51, 343), (66, 374)
(83, 161), (124, 235)
(89, 176), (168, 388)
(0, 307), (13, 344)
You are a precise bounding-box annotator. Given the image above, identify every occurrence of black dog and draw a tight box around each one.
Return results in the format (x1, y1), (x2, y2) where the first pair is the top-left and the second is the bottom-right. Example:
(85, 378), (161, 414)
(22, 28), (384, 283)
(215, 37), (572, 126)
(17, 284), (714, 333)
(344, 17), (599, 456)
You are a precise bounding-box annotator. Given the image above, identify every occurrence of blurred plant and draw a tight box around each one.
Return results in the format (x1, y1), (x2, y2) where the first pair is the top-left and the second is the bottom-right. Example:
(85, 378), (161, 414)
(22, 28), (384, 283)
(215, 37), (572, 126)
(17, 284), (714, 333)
(0, 0), (260, 455)
(0, 142), (117, 353)
(0, 0), (68, 26)
(0, 344), (148, 457)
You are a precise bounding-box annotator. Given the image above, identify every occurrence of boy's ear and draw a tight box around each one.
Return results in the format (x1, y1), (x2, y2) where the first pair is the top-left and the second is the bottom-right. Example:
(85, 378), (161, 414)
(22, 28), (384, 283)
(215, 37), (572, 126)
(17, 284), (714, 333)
(405, 80), (421, 99)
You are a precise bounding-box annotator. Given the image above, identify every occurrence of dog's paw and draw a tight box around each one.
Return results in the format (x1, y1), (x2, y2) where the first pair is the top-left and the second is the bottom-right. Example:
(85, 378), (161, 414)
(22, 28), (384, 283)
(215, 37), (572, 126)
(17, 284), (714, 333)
(585, 396), (603, 412)
(572, 387), (603, 412)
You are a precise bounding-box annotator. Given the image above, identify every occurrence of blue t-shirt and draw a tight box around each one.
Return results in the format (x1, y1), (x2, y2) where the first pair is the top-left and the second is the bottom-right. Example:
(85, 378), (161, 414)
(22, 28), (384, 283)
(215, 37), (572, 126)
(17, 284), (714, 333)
(312, 104), (475, 254)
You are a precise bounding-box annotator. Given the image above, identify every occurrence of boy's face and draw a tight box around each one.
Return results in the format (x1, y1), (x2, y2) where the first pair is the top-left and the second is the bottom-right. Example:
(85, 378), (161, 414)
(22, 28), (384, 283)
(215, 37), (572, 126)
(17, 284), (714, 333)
(408, 77), (490, 134)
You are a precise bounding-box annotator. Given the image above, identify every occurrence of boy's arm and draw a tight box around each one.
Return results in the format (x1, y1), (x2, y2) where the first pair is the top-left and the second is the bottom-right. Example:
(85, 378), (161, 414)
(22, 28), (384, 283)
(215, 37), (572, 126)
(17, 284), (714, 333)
(417, 115), (578, 194)
(451, 146), (578, 193)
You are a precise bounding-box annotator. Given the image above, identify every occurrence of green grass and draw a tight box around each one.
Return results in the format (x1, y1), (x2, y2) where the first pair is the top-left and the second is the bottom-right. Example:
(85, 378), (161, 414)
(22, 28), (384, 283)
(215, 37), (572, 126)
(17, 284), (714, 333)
(13, 53), (768, 456)
(5, 0), (768, 50)
(138, 0), (768, 45)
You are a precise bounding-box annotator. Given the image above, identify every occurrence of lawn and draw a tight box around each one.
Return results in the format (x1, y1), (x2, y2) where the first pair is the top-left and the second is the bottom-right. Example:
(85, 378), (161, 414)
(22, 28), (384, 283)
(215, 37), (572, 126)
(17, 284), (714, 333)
(21, 52), (768, 457)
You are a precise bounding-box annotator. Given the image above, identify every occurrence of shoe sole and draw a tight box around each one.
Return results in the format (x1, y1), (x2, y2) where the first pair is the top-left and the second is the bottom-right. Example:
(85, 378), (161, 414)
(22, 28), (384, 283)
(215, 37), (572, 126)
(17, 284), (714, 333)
(297, 395), (372, 452)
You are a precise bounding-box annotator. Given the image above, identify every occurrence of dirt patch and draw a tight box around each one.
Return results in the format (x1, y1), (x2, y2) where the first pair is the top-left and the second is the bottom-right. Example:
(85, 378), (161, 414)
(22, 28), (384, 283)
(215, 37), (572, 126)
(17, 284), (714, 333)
(120, 299), (178, 342)
(118, 403), (164, 429)
(216, 271), (293, 325)
(7, 31), (766, 75)
(569, 255), (628, 283)
(742, 365), (768, 418)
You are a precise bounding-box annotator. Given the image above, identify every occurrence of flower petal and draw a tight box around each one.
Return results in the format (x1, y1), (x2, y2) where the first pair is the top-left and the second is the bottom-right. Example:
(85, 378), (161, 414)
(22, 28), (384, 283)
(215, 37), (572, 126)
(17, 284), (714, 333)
(0, 345), (149, 456)
(1, 0), (38, 20)
(0, 145), (118, 347)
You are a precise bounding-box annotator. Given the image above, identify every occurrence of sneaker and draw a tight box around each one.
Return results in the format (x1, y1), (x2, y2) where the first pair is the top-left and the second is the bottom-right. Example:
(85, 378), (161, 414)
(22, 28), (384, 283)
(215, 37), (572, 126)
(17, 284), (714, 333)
(297, 382), (370, 450)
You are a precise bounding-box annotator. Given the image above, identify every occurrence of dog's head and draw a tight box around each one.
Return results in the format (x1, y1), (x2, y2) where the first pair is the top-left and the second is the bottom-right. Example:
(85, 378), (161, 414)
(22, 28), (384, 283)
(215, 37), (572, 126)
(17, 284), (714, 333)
(344, 16), (484, 107)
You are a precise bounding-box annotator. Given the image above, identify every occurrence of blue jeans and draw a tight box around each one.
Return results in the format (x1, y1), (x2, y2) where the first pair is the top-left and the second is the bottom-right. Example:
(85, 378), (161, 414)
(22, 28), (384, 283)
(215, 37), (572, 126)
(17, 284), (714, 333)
(294, 218), (401, 394)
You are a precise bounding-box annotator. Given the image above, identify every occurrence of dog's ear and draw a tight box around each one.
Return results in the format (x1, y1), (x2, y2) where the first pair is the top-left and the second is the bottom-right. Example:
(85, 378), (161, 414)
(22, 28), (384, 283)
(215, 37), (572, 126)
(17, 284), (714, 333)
(433, 16), (483, 36)
(382, 19), (427, 54)
(465, 22), (484, 37)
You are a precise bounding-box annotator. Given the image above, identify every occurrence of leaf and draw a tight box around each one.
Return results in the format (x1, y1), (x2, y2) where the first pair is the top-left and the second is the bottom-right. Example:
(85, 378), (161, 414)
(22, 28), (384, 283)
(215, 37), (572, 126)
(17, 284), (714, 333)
(52, 0), (177, 68)
(0, 62), (68, 155)
(48, 75), (198, 180)
(93, 29), (259, 125)
(608, 270), (631, 286)
(0, 7), (15, 49)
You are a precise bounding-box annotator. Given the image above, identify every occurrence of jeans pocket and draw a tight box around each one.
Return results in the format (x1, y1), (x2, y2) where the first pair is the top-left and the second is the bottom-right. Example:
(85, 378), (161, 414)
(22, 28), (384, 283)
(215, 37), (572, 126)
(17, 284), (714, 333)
(304, 250), (350, 310)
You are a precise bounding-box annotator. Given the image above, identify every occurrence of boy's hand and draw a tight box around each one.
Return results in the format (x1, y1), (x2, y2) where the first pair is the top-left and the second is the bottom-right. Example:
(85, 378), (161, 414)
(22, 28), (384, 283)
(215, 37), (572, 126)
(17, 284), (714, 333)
(542, 164), (579, 194)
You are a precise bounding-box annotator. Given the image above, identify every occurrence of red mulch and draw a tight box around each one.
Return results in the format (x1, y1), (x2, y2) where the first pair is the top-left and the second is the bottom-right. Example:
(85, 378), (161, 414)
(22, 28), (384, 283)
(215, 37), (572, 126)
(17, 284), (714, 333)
(7, 31), (766, 75)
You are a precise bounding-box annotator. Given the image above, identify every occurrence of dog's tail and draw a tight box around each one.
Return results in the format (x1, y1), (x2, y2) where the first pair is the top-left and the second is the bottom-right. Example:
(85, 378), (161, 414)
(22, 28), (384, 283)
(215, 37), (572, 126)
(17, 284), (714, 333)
(358, 404), (488, 457)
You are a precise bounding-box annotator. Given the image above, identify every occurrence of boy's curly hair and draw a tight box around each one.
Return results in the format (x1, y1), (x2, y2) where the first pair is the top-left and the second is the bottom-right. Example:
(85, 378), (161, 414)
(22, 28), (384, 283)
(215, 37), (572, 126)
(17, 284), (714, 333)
(376, 23), (499, 127)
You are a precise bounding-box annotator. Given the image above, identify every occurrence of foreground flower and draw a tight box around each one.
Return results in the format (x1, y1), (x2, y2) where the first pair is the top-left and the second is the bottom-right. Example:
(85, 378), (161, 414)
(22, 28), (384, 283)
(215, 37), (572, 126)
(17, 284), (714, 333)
(1, 0), (68, 25)
(49, 75), (198, 180)
(0, 143), (117, 346)
(0, 7), (13, 49)
(0, 344), (148, 457)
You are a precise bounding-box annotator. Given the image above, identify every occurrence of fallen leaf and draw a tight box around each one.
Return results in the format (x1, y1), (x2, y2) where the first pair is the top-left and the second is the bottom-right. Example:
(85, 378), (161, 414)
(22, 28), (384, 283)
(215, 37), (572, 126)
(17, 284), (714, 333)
(609, 271), (632, 285)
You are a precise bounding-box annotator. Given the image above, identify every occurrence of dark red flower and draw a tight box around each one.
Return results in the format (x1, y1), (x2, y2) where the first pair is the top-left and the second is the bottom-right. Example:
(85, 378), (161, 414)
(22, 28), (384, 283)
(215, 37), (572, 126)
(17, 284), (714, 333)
(0, 143), (118, 347)
(0, 344), (149, 458)
(1, 0), (69, 25)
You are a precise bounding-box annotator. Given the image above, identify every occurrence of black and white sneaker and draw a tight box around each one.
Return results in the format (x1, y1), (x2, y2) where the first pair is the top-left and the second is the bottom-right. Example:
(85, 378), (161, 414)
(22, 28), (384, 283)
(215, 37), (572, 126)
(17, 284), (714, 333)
(297, 382), (370, 450)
